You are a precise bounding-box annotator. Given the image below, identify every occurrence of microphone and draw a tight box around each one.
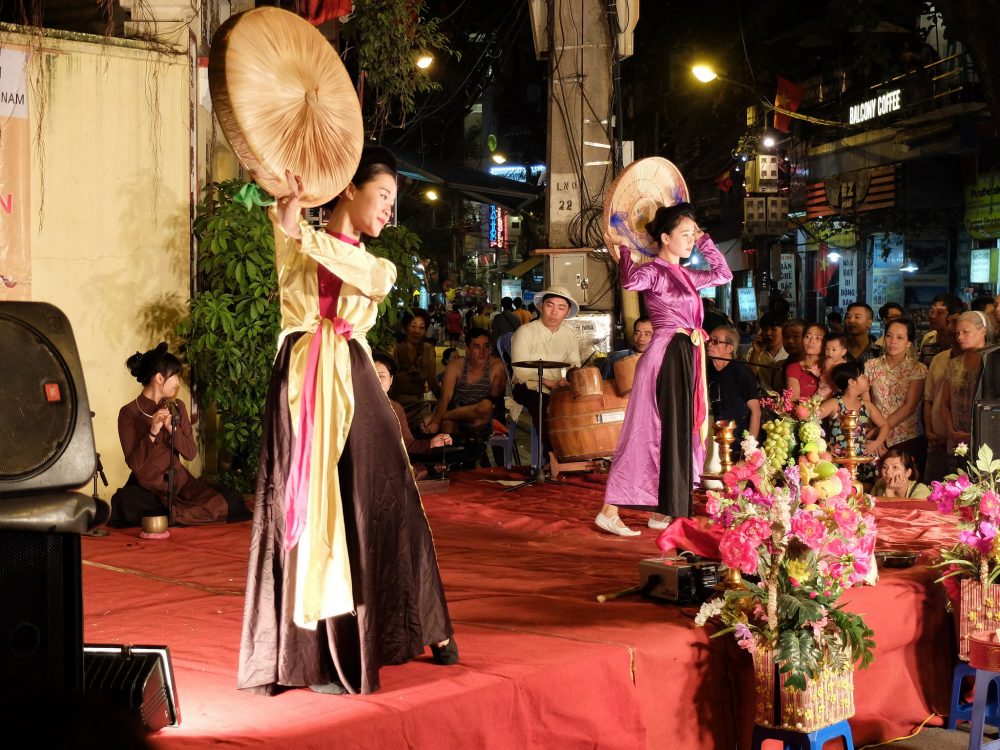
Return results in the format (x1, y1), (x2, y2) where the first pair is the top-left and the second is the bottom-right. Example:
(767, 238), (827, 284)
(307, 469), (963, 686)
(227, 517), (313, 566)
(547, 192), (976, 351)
(166, 399), (180, 426)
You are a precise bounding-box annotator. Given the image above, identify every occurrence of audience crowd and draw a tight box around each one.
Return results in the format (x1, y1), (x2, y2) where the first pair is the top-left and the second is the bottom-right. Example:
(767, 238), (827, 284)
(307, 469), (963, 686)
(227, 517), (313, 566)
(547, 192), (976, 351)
(384, 290), (995, 490)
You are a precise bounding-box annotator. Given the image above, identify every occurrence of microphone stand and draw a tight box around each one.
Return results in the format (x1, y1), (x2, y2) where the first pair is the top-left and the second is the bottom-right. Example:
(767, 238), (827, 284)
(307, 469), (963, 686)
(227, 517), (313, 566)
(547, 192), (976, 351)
(165, 403), (180, 527)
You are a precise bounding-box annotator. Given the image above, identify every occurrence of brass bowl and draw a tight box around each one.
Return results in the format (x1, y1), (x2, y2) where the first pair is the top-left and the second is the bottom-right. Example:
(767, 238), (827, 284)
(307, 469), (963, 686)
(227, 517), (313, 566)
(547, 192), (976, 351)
(141, 515), (169, 534)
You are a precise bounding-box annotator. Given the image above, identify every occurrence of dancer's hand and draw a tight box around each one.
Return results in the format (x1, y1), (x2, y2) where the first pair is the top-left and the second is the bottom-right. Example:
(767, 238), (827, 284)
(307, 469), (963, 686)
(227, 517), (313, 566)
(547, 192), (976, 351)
(603, 228), (625, 262)
(276, 170), (305, 239)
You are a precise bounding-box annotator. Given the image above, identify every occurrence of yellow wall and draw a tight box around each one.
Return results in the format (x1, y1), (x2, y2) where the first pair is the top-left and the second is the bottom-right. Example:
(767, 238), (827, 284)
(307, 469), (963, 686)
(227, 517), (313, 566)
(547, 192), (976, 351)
(5, 27), (194, 491)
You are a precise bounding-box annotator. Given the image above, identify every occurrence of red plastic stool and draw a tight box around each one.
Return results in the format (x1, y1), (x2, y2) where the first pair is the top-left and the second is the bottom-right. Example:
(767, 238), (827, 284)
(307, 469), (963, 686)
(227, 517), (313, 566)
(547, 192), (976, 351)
(968, 631), (1000, 750)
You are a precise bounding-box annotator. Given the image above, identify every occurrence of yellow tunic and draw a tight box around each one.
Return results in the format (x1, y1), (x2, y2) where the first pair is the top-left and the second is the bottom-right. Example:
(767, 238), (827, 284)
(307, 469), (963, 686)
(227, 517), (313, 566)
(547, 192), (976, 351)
(272, 213), (395, 626)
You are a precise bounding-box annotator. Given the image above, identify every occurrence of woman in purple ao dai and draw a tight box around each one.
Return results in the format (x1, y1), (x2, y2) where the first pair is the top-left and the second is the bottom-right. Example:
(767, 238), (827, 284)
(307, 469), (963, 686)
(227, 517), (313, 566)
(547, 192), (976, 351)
(595, 203), (733, 537)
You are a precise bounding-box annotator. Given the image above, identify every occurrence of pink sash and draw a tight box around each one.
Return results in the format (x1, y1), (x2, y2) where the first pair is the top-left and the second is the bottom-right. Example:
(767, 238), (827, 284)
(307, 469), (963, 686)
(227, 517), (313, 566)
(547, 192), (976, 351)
(283, 264), (354, 551)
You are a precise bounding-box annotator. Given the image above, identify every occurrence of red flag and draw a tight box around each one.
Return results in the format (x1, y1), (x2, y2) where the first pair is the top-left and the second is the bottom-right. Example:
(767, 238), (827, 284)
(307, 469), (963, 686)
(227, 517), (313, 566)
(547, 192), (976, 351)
(812, 243), (838, 294)
(774, 76), (806, 133)
(302, 0), (353, 26)
(715, 170), (734, 193)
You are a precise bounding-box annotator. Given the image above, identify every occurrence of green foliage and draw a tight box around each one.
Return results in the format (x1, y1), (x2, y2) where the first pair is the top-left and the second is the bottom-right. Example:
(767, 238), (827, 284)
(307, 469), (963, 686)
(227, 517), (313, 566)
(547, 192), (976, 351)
(365, 224), (424, 350)
(177, 179), (281, 491)
(343, 0), (456, 134)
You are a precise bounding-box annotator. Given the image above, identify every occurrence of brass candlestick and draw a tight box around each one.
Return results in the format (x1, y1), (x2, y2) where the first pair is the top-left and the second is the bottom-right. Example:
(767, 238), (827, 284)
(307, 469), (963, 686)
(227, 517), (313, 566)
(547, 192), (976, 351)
(716, 419), (737, 475)
(833, 409), (877, 502)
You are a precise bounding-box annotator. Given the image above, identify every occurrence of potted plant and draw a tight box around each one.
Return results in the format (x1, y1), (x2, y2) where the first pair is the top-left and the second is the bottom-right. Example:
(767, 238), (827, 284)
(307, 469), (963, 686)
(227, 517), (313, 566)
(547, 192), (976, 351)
(696, 395), (876, 731)
(929, 443), (1000, 659)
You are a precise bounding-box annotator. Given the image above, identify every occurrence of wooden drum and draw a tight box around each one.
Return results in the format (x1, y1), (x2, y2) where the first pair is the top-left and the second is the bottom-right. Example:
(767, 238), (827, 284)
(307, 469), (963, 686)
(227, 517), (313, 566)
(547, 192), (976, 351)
(569, 366), (603, 399)
(548, 381), (629, 460)
(612, 353), (640, 395)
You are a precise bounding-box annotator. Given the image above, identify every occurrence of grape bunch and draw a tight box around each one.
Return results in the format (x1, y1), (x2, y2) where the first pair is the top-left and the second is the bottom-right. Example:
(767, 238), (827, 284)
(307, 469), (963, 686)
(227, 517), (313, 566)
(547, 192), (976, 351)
(762, 418), (794, 469)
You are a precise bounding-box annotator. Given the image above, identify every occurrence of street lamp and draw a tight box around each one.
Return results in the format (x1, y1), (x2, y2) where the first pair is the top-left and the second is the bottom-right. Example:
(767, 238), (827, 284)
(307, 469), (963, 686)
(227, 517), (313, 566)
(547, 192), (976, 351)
(416, 52), (434, 70)
(691, 64), (846, 128)
(491, 153), (507, 165)
(425, 188), (439, 201)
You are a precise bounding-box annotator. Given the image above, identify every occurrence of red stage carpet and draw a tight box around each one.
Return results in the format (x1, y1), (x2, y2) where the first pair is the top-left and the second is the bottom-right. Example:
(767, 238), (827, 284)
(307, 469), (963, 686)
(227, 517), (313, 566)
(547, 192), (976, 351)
(80, 469), (954, 749)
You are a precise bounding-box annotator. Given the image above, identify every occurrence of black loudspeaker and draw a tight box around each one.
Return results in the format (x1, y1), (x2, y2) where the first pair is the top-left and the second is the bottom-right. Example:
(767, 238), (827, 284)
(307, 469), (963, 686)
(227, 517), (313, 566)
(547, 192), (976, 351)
(0, 529), (82, 690)
(84, 645), (181, 732)
(0, 301), (95, 496)
(975, 344), (1000, 403)
(973, 401), (1000, 457)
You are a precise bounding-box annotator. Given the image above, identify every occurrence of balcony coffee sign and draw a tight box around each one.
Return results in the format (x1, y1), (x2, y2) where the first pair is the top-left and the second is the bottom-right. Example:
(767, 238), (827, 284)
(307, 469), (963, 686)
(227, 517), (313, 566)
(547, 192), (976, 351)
(848, 89), (902, 125)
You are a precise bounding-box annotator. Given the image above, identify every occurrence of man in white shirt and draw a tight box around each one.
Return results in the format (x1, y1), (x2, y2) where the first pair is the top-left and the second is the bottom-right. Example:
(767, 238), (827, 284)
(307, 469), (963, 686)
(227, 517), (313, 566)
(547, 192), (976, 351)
(510, 286), (582, 459)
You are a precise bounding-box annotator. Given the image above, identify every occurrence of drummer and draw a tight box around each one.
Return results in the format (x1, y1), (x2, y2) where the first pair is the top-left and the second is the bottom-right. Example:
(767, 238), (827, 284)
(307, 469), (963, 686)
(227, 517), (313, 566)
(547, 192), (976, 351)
(510, 285), (582, 458)
(603, 316), (653, 379)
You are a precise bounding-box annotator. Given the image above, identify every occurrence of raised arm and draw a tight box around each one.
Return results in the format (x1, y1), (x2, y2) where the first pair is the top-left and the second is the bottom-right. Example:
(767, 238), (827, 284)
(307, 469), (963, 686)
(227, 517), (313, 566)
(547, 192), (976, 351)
(271, 170), (395, 300)
(685, 234), (734, 290)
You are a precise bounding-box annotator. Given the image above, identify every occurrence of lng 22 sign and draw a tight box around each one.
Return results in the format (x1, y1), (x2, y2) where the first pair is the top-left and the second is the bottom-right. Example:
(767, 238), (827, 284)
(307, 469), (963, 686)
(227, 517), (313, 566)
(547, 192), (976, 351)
(849, 89), (902, 125)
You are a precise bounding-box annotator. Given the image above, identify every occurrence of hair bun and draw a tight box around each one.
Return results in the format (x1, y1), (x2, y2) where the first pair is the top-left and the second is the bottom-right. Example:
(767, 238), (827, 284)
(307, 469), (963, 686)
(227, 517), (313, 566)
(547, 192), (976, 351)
(126, 342), (169, 383)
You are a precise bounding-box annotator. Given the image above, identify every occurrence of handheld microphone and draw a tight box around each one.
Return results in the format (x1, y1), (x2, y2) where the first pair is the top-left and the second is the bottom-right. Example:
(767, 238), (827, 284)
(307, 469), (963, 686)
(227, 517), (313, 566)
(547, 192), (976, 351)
(166, 399), (181, 426)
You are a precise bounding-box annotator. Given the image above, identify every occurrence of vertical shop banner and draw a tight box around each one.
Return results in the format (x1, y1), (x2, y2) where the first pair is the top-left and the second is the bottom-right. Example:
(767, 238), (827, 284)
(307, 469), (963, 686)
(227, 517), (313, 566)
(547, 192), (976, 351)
(778, 253), (796, 307)
(838, 250), (857, 309)
(0, 47), (29, 299)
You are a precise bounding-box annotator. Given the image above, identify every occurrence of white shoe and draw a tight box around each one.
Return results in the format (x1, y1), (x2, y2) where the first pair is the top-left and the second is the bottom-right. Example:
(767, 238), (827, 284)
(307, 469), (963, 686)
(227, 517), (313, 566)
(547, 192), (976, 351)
(595, 512), (641, 537)
(647, 514), (671, 530)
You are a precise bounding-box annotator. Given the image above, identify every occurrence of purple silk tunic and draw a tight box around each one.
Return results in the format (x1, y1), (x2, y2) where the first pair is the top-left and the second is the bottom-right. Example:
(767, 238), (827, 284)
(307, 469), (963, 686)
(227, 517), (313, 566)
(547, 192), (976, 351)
(603, 234), (733, 509)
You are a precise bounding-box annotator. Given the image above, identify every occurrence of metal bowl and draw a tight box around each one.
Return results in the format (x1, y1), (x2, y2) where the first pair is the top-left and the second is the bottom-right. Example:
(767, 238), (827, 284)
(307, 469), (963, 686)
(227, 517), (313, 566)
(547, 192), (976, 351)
(875, 550), (919, 568)
(141, 515), (169, 534)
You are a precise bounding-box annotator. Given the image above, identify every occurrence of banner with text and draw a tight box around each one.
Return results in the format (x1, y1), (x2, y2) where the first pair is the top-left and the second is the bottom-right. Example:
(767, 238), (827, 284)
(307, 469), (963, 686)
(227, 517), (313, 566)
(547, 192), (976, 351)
(778, 253), (796, 307)
(0, 46), (29, 299)
(838, 250), (858, 309)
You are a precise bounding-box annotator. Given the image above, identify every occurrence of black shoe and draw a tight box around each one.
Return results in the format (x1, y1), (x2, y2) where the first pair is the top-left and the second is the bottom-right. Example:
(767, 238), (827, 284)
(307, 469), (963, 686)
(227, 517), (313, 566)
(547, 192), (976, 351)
(308, 680), (347, 695)
(431, 637), (459, 665)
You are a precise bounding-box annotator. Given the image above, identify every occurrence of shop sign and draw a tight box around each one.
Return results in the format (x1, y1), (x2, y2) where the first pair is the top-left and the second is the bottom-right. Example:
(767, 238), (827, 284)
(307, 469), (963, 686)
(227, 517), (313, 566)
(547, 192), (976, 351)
(838, 250), (858, 308)
(737, 287), (758, 322)
(966, 173), (1000, 239)
(971, 248), (992, 284)
(779, 253), (796, 306)
(848, 89), (902, 125)
(489, 205), (508, 249)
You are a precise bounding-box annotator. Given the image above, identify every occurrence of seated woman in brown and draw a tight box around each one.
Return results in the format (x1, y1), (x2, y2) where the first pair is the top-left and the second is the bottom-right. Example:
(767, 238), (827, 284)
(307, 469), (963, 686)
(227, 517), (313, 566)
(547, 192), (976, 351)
(372, 351), (451, 480)
(109, 342), (250, 527)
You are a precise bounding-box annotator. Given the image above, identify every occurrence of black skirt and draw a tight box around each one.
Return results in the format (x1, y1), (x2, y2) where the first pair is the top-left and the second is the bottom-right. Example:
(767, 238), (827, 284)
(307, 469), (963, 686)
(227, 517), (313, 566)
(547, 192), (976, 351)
(238, 335), (453, 695)
(655, 334), (694, 518)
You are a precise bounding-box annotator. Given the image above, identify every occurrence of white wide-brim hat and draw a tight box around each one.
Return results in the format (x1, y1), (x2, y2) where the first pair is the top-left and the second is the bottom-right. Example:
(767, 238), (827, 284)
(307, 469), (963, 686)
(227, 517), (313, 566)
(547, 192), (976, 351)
(533, 286), (580, 319)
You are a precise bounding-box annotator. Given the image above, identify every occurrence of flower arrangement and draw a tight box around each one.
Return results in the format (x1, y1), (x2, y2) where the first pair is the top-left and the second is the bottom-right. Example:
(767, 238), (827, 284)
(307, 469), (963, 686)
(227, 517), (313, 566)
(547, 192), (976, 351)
(929, 443), (1000, 584)
(696, 396), (876, 692)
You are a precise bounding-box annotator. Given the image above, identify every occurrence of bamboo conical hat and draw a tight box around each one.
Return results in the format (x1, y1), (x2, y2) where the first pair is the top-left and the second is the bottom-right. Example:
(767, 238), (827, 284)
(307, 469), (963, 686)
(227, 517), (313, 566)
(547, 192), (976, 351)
(602, 157), (689, 256)
(209, 7), (364, 207)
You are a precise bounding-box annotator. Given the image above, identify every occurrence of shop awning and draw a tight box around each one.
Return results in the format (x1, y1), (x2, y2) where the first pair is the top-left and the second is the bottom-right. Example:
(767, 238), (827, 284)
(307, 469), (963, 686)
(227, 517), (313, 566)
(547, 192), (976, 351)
(503, 255), (543, 277)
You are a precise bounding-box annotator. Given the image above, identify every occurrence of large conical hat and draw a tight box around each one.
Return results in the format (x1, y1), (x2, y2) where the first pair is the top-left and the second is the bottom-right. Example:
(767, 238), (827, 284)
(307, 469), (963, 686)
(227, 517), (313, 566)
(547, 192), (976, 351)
(602, 158), (689, 256)
(209, 7), (364, 207)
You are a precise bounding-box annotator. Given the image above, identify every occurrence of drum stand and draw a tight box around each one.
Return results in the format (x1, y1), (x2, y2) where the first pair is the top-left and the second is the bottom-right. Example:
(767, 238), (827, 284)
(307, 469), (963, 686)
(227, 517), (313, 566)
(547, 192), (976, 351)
(505, 360), (564, 492)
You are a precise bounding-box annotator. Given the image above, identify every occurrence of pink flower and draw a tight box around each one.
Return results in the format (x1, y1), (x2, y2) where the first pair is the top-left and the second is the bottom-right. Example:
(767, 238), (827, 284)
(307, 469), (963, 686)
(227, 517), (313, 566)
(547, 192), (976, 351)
(810, 613), (829, 639)
(719, 531), (760, 575)
(832, 502), (859, 532)
(734, 622), (756, 651)
(791, 511), (827, 550)
(705, 494), (721, 518)
(795, 404), (810, 420)
(982, 491), (1000, 520)
(746, 450), (766, 471)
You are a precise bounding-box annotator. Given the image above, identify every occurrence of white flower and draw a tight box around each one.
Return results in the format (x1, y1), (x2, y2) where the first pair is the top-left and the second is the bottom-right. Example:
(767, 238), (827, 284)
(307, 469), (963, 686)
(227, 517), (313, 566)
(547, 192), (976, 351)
(694, 597), (726, 627)
(955, 442), (969, 457)
(741, 433), (759, 456)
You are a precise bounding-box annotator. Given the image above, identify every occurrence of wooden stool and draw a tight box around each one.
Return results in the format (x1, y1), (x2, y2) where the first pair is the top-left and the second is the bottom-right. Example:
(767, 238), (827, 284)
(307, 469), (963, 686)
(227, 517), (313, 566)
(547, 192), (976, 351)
(750, 718), (854, 750)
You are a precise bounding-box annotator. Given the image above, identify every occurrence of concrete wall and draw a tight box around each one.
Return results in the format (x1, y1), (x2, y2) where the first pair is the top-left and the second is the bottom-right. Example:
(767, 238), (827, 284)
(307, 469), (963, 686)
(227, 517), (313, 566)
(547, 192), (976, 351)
(3, 26), (194, 491)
